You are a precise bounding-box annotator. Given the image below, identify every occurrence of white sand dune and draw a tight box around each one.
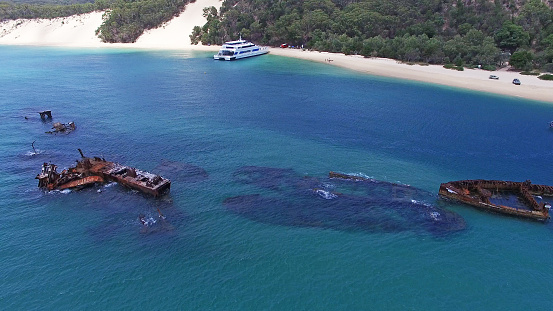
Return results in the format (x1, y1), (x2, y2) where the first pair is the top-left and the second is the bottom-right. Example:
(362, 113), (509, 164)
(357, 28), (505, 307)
(0, 11), (105, 46)
(1, 0), (552, 102)
(0, 0), (222, 49)
(134, 0), (222, 49)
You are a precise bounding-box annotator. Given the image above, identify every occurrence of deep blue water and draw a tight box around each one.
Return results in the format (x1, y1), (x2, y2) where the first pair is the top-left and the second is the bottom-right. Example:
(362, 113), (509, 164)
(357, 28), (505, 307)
(1, 46), (553, 310)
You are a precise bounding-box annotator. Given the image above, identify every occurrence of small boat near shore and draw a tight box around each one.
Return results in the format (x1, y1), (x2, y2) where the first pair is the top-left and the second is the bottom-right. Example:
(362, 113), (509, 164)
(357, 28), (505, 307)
(439, 179), (551, 221)
(213, 37), (268, 61)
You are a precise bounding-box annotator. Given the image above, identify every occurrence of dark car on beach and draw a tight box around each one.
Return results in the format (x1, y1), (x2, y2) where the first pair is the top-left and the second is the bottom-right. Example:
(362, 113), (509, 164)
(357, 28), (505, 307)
(513, 78), (521, 85)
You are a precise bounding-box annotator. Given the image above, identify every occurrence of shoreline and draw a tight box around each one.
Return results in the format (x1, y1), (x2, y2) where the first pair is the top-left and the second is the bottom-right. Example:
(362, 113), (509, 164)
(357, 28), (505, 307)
(269, 48), (553, 103)
(1, 0), (552, 103)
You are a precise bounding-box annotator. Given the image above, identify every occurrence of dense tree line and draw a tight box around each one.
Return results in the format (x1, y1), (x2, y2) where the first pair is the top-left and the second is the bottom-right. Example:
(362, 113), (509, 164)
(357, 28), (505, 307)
(2, 0), (94, 4)
(0, 1), (102, 20)
(4, 0), (94, 3)
(192, 0), (553, 71)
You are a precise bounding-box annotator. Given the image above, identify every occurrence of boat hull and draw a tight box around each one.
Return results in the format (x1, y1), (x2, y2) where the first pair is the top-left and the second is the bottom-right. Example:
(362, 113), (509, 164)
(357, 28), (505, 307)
(213, 49), (269, 61)
(439, 180), (550, 221)
(36, 157), (171, 197)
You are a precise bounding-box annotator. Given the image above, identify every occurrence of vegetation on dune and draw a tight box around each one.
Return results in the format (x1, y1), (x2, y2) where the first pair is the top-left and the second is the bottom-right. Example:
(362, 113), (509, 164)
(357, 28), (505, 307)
(1, 0), (194, 43)
(0, 1), (103, 20)
(538, 73), (553, 79)
(192, 0), (553, 71)
(3, 0), (94, 3)
(95, 0), (194, 43)
(2, 0), (553, 71)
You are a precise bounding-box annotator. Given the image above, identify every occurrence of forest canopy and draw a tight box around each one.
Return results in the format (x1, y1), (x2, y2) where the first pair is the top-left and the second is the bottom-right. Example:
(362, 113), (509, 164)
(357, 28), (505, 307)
(192, 0), (553, 71)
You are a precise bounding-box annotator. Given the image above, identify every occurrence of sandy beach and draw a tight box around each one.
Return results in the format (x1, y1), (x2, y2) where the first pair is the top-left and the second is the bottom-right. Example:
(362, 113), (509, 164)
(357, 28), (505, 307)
(270, 48), (553, 103)
(1, 0), (552, 102)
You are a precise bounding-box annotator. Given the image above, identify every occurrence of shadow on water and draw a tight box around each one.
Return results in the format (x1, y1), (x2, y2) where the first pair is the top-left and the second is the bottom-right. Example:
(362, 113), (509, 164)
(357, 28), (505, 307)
(84, 184), (189, 243)
(224, 166), (466, 237)
(152, 159), (209, 183)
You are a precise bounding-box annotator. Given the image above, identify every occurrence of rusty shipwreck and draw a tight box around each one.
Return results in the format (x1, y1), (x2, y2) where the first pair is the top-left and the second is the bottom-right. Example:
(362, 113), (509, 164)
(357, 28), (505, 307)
(36, 150), (171, 197)
(439, 180), (551, 221)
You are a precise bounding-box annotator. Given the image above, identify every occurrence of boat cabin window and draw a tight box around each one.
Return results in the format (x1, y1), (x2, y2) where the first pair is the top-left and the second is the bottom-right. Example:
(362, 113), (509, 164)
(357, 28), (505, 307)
(220, 50), (234, 56)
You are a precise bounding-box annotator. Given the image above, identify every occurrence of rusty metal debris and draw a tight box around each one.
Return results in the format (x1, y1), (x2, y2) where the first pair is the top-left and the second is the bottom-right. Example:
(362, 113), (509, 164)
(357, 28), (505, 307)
(46, 121), (76, 134)
(36, 149), (171, 197)
(439, 180), (551, 221)
(39, 110), (52, 120)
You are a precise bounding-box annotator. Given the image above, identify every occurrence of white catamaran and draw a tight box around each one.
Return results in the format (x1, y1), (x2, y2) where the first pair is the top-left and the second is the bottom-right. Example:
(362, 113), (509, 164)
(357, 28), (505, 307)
(213, 37), (269, 61)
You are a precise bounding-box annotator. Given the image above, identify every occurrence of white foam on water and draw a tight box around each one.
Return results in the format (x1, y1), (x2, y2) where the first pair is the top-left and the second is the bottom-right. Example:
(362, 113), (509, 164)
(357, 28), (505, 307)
(430, 211), (441, 221)
(316, 189), (337, 200)
(411, 199), (433, 208)
(144, 217), (157, 226)
(104, 182), (117, 188)
(25, 149), (44, 156)
(347, 172), (374, 180)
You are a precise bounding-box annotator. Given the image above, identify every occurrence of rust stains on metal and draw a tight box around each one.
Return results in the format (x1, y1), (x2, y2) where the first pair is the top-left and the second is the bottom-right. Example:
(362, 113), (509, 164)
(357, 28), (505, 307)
(58, 175), (105, 190)
(36, 152), (171, 197)
(46, 121), (76, 134)
(36, 162), (103, 190)
(439, 180), (550, 221)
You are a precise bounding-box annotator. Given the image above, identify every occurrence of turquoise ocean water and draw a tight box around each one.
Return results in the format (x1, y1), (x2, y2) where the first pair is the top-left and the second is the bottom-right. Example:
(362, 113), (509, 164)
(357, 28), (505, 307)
(1, 46), (552, 310)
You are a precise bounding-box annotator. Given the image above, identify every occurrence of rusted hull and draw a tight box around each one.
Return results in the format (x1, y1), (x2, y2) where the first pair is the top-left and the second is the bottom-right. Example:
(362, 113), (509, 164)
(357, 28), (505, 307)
(58, 175), (104, 190)
(106, 173), (171, 197)
(36, 156), (171, 197)
(83, 159), (171, 197)
(439, 180), (550, 221)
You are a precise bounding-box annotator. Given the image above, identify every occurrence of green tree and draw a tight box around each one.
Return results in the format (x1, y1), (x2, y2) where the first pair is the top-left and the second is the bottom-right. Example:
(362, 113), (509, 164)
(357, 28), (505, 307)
(516, 0), (553, 43)
(494, 21), (530, 53)
(510, 50), (534, 70)
(474, 37), (500, 66)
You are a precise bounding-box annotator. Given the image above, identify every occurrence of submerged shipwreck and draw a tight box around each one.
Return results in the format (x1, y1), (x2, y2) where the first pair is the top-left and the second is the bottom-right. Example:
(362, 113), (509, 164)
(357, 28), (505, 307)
(439, 180), (551, 221)
(224, 167), (466, 236)
(36, 149), (171, 197)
